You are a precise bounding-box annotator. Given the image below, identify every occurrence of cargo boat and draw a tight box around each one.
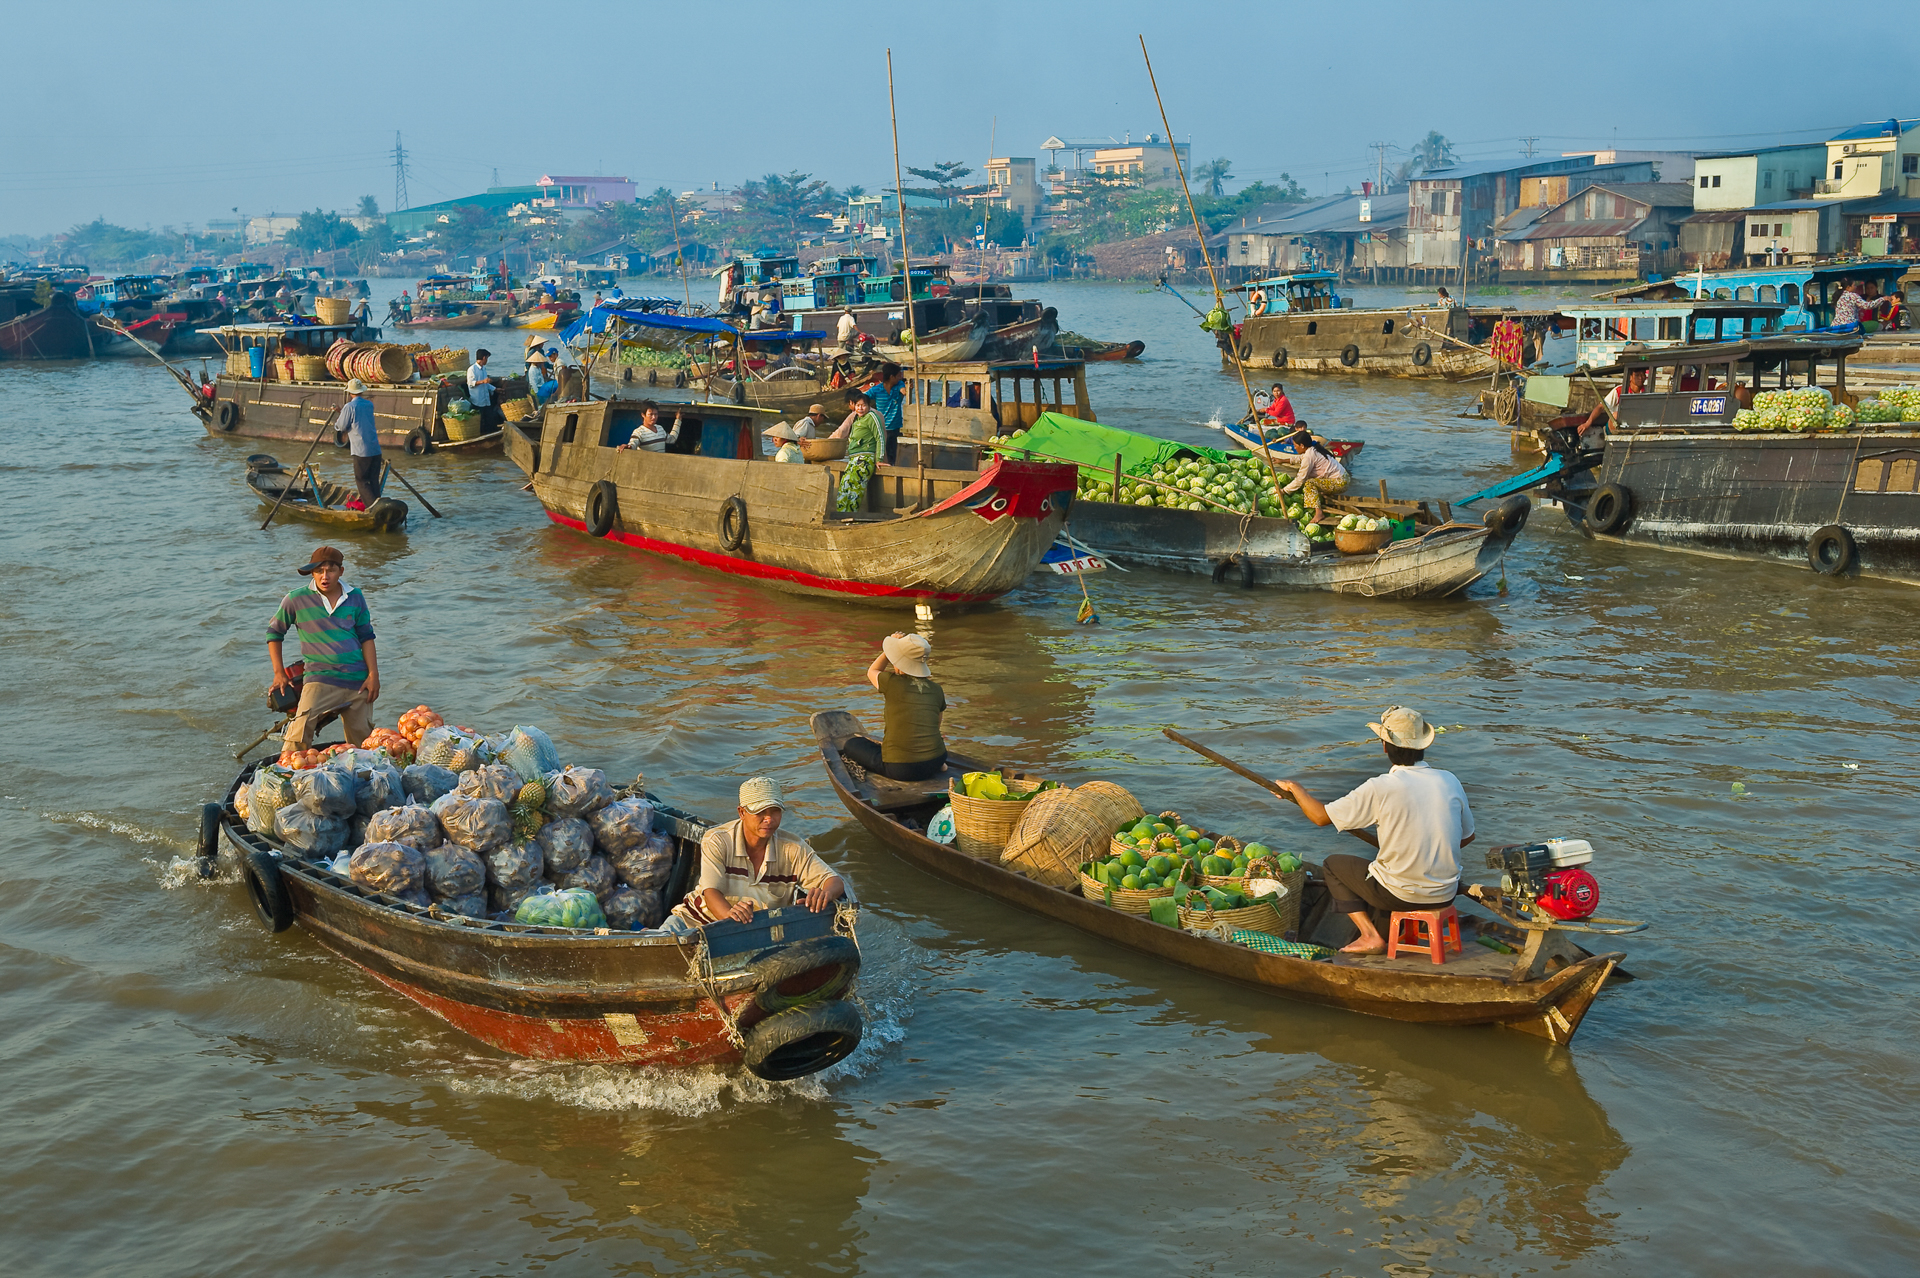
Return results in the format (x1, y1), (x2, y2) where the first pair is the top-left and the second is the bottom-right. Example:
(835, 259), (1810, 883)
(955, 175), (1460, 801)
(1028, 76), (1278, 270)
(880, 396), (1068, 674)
(1222, 270), (1507, 379)
(0, 283), (92, 360)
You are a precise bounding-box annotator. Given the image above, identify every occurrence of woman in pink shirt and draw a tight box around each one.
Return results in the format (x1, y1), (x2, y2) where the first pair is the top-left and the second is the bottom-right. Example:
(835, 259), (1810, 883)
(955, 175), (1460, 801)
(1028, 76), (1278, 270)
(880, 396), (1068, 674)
(1279, 429), (1350, 521)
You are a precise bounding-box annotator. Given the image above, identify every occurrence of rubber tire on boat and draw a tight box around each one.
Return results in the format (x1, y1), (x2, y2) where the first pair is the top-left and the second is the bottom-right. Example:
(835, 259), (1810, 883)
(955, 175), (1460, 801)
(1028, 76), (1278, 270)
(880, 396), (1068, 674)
(674, 370), (687, 388)
(1483, 494), (1532, 537)
(1586, 482), (1633, 535)
(732, 379), (748, 405)
(1270, 349), (1286, 370)
(1807, 524), (1854, 575)
(1411, 342), (1432, 366)
(244, 850), (294, 934)
(621, 366), (633, 383)
(215, 400), (239, 431)
(1340, 344), (1361, 367)
(404, 426), (431, 455)
(1237, 342), (1252, 361)
(740, 999), (864, 1080)
(648, 368), (658, 386)
(748, 934), (862, 1013)
(585, 480), (619, 538)
(195, 802), (222, 878)
(718, 495), (749, 551)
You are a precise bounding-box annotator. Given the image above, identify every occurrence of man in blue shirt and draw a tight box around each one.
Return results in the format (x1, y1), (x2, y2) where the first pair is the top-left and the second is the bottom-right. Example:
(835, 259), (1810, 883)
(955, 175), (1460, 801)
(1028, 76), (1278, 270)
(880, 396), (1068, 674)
(332, 379), (383, 506)
(869, 361), (905, 463)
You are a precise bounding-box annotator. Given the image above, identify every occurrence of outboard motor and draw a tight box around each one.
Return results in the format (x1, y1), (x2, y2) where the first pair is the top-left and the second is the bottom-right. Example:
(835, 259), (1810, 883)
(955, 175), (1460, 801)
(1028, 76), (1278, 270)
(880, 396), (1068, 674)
(1485, 838), (1601, 921)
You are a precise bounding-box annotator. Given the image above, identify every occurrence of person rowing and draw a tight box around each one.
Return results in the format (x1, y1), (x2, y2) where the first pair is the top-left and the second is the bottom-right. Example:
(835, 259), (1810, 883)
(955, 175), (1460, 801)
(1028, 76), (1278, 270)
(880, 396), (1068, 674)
(1269, 706), (1475, 956)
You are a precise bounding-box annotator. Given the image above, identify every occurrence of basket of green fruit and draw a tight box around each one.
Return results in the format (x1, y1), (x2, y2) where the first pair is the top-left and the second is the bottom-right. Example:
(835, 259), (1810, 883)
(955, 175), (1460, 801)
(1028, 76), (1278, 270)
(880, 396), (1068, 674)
(1175, 886), (1284, 937)
(1333, 515), (1394, 554)
(1079, 846), (1195, 914)
(1199, 846), (1308, 933)
(1109, 811), (1210, 861)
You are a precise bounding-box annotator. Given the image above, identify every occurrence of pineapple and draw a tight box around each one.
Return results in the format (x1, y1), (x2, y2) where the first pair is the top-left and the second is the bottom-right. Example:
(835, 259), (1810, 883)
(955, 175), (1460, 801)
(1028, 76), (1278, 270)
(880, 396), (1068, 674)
(516, 778), (548, 811)
(510, 801), (543, 841)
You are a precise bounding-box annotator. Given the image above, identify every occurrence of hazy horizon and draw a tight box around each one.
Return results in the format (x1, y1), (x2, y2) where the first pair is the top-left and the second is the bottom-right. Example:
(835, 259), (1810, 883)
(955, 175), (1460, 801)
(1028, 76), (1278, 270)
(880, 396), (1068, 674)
(2, 0), (1904, 239)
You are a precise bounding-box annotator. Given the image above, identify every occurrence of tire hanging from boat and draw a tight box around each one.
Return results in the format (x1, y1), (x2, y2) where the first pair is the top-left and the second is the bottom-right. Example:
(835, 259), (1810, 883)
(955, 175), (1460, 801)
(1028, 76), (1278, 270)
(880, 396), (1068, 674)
(1807, 524), (1854, 574)
(244, 850), (294, 933)
(1586, 482), (1634, 535)
(741, 999), (863, 1080)
(1411, 342), (1433, 366)
(718, 495), (749, 551)
(196, 802), (222, 877)
(748, 935), (861, 1013)
(1340, 344), (1361, 367)
(405, 426), (431, 455)
(216, 400), (239, 430)
(585, 480), (619, 538)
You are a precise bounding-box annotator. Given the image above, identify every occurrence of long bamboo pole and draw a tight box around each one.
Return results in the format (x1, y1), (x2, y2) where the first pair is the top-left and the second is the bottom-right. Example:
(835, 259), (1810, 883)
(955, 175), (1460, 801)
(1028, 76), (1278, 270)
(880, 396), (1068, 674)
(665, 192), (692, 312)
(885, 49), (927, 490)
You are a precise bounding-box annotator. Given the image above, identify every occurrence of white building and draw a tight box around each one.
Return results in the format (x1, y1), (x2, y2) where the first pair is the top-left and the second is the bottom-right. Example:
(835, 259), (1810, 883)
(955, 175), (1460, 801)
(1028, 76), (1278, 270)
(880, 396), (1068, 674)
(1817, 118), (1920, 199)
(1692, 144), (1826, 210)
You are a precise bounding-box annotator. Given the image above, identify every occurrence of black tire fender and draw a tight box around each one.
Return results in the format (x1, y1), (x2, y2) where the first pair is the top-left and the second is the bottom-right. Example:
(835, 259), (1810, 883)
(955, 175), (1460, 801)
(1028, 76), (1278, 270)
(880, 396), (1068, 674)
(1807, 524), (1854, 575)
(740, 999), (864, 1080)
(215, 400), (240, 431)
(1270, 349), (1286, 370)
(404, 426), (431, 455)
(1411, 342), (1433, 366)
(196, 802), (223, 878)
(732, 379), (748, 405)
(621, 366), (633, 382)
(244, 850), (294, 933)
(1484, 494), (1532, 538)
(585, 479), (619, 537)
(718, 495), (749, 551)
(1340, 344), (1361, 367)
(1237, 342), (1252, 361)
(648, 368), (658, 386)
(1586, 482), (1633, 535)
(674, 370), (687, 388)
(747, 934), (862, 1013)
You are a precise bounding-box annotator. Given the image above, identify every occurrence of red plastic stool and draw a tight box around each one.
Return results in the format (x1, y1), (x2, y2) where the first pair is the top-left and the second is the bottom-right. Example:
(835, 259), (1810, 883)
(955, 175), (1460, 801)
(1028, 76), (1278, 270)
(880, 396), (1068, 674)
(1387, 906), (1463, 964)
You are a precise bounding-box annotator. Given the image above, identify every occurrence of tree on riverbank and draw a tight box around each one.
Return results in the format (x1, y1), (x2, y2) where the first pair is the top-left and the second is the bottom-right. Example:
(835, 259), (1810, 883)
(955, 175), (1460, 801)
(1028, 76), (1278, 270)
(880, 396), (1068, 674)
(56, 219), (185, 268)
(286, 209), (360, 253)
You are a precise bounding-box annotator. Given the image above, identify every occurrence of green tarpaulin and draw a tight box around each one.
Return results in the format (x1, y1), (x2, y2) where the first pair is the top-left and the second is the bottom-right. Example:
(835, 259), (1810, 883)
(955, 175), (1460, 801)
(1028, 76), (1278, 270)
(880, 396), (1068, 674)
(990, 411), (1238, 476)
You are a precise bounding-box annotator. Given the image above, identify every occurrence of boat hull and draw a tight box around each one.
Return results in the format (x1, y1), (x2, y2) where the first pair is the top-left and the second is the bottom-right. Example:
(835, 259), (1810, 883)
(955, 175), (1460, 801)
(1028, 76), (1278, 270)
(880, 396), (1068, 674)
(978, 307), (1059, 362)
(202, 375), (506, 453)
(1230, 306), (1496, 379)
(0, 292), (92, 359)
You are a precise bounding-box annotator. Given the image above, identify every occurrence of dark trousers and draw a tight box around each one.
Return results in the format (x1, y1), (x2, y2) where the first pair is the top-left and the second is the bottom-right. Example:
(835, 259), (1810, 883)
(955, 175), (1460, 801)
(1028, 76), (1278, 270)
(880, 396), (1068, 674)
(477, 402), (504, 431)
(352, 454), (385, 507)
(1322, 852), (1452, 930)
(841, 736), (946, 781)
(884, 428), (900, 464)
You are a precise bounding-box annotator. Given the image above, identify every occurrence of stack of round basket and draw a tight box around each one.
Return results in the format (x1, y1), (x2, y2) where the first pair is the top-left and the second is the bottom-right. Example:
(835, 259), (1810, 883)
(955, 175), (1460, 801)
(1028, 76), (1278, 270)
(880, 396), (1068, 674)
(325, 340), (413, 385)
(290, 354), (329, 382)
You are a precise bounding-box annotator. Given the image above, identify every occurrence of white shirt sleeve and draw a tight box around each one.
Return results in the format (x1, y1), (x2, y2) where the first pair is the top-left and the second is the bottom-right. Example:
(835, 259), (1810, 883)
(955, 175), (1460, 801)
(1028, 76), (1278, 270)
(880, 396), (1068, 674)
(1322, 777), (1378, 833)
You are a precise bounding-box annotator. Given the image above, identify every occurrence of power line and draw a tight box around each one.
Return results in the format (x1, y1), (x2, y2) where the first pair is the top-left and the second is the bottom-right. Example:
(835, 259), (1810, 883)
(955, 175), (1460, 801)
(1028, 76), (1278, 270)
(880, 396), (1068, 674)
(392, 131), (410, 212)
(1520, 135), (1539, 158)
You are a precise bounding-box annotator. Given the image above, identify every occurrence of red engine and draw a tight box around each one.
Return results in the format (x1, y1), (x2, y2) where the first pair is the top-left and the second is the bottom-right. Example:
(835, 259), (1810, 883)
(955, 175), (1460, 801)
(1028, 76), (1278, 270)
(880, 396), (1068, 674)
(1535, 867), (1600, 921)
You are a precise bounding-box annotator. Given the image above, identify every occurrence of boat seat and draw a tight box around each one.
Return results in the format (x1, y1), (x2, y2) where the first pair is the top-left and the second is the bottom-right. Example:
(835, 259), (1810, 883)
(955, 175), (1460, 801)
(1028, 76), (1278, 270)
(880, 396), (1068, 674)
(859, 758), (970, 812)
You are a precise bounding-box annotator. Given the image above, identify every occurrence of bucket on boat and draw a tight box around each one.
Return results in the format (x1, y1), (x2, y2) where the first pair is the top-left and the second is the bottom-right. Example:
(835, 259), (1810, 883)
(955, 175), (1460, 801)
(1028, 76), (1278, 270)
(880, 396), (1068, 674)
(248, 346), (265, 378)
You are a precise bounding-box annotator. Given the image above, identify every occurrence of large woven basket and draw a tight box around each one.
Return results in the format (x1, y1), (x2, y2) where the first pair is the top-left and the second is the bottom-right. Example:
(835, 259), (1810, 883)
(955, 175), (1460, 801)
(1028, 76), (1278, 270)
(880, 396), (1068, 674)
(1334, 527), (1392, 555)
(1108, 809), (1186, 860)
(1176, 888), (1285, 937)
(948, 773), (1042, 859)
(226, 350), (252, 377)
(498, 396), (534, 422)
(1002, 781), (1143, 886)
(442, 413), (488, 442)
(800, 437), (848, 463)
(314, 297), (351, 325)
(290, 354), (329, 382)
(1078, 863), (1182, 915)
(1199, 861), (1308, 935)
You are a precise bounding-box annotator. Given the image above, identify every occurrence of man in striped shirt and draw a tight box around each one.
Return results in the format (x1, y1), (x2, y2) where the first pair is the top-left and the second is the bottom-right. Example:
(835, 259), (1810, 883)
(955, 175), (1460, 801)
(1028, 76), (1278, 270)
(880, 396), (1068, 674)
(675, 777), (845, 926)
(267, 545), (380, 750)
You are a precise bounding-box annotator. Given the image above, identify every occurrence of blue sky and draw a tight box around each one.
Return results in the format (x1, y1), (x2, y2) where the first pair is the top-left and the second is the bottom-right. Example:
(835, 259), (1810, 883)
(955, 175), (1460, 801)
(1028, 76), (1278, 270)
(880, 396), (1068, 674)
(1, 0), (1904, 236)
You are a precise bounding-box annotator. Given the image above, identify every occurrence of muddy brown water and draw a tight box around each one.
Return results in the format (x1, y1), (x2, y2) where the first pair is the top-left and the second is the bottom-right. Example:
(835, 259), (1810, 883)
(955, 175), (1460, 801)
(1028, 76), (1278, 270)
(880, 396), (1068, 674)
(1, 281), (1914, 1276)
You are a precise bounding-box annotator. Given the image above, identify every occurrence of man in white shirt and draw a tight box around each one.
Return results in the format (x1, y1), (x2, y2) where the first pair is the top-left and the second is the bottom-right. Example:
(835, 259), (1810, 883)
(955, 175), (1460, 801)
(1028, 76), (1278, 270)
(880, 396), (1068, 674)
(1273, 706), (1475, 955)
(674, 777), (845, 925)
(794, 404), (827, 439)
(466, 348), (501, 429)
(836, 306), (859, 351)
(616, 401), (682, 451)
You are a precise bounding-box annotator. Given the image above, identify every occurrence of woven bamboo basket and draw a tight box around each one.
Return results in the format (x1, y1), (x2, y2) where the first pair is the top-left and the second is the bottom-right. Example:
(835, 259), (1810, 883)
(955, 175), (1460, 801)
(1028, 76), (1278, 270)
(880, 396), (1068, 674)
(1001, 781), (1142, 887)
(442, 413), (488, 442)
(433, 349), (470, 375)
(1078, 863), (1183, 915)
(498, 396), (534, 422)
(290, 354), (329, 382)
(1199, 859), (1308, 935)
(799, 437), (848, 463)
(1176, 888), (1286, 937)
(325, 339), (355, 379)
(1198, 836), (1248, 887)
(314, 297), (351, 325)
(1334, 527), (1393, 555)
(226, 350), (252, 377)
(948, 773), (1043, 859)
(1107, 809), (1185, 860)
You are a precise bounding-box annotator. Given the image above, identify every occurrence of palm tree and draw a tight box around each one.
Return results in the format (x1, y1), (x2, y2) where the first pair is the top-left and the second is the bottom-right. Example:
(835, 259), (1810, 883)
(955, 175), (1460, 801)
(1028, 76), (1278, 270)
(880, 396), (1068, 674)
(1413, 131), (1456, 174)
(1197, 157), (1234, 197)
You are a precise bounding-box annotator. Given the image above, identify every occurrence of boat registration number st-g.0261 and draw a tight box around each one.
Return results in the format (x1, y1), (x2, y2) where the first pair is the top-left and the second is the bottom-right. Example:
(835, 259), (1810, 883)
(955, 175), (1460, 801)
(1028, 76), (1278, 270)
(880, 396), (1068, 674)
(1689, 395), (1729, 416)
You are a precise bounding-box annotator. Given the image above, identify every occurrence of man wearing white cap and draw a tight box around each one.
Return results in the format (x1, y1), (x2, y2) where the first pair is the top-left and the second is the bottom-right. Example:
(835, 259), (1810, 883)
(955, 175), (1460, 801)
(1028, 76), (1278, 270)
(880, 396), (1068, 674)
(677, 777), (845, 925)
(331, 379), (383, 507)
(839, 632), (947, 782)
(1272, 706), (1476, 956)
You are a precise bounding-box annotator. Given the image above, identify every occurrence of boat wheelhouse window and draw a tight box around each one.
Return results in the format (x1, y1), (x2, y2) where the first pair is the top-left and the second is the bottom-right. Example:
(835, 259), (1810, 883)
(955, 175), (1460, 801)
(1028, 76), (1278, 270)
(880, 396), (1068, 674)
(1606, 318), (1629, 342)
(1713, 288), (1733, 300)
(560, 413), (579, 444)
(1735, 286), (1754, 301)
(1659, 316), (1682, 341)
(1759, 285), (1777, 302)
(1579, 318), (1603, 340)
(1781, 283), (1799, 304)
(1630, 317), (1659, 340)
(1306, 321), (1316, 335)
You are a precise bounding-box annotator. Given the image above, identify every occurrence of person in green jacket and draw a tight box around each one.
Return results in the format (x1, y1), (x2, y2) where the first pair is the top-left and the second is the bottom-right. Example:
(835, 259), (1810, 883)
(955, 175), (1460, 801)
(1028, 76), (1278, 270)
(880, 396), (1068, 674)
(832, 390), (884, 513)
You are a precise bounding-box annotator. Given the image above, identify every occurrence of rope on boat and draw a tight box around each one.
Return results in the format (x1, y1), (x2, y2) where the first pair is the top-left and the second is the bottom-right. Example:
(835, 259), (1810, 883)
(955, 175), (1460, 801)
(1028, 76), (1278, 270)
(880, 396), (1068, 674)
(685, 933), (748, 1049)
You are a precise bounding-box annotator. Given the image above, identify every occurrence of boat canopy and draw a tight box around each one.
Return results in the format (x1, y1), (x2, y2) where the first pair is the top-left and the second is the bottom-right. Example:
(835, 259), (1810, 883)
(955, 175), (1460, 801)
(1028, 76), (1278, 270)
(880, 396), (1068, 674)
(992, 411), (1237, 476)
(564, 306), (741, 344)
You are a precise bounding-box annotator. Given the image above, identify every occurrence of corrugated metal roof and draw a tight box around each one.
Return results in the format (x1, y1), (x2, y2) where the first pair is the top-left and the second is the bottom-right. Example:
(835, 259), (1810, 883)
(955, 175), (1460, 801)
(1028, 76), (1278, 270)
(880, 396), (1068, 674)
(1412, 155), (1597, 182)
(1589, 182), (1696, 207)
(1518, 219), (1644, 242)
(1829, 118), (1917, 142)
(1680, 210), (1750, 223)
(1695, 142), (1830, 159)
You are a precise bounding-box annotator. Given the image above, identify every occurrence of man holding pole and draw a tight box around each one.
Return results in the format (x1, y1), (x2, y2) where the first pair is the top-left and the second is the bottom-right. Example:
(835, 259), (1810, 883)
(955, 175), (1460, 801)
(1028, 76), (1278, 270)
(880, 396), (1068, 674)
(333, 379), (384, 507)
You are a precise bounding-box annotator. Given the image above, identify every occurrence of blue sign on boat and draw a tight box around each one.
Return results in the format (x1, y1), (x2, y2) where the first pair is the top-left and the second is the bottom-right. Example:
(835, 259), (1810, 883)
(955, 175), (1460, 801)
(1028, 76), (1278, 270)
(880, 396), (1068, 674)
(1689, 396), (1728, 416)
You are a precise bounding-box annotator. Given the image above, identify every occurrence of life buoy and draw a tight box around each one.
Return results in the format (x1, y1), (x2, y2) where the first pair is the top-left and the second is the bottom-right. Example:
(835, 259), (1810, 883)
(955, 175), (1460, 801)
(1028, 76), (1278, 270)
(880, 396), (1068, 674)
(244, 850), (294, 933)
(741, 999), (863, 1081)
(1340, 344), (1361, 367)
(215, 400), (239, 430)
(585, 480), (619, 537)
(1411, 342), (1433, 366)
(1586, 482), (1633, 535)
(1807, 524), (1854, 574)
(404, 426), (430, 455)
(1248, 289), (1269, 317)
(719, 495), (749, 551)
(748, 935), (861, 1013)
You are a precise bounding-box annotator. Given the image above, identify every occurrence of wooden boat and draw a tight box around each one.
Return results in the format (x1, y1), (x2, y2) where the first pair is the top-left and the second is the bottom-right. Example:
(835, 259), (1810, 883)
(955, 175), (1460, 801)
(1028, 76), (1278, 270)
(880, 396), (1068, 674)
(210, 759), (865, 1078)
(244, 454), (408, 531)
(1056, 336), (1146, 362)
(403, 308), (493, 330)
(975, 306), (1058, 363)
(1221, 419), (1365, 465)
(809, 711), (1625, 1046)
(873, 310), (991, 363)
(1224, 272), (1510, 379)
(503, 391), (1077, 606)
(0, 286), (92, 359)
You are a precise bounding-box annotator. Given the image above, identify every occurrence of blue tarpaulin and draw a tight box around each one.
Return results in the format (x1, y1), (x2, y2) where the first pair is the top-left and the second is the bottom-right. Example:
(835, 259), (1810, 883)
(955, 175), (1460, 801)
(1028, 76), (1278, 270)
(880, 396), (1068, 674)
(563, 306), (742, 345)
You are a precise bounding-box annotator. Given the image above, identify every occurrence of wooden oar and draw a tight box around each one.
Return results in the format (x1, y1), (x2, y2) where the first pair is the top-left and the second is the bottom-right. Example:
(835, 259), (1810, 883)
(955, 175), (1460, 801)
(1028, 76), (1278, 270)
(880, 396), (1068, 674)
(261, 397), (327, 531)
(1163, 727), (1300, 807)
(380, 459), (443, 518)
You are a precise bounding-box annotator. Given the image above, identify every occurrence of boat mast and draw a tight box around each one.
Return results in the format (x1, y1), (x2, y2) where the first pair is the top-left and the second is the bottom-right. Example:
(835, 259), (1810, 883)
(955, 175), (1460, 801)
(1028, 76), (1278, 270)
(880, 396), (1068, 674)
(885, 49), (927, 487)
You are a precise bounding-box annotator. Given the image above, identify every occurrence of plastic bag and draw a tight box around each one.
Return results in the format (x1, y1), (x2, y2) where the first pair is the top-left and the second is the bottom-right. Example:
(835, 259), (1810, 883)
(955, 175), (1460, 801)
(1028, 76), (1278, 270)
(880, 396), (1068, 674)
(352, 761), (404, 817)
(603, 884), (664, 931)
(274, 805), (349, 855)
(294, 768), (357, 818)
(608, 830), (674, 892)
(456, 762), (522, 804)
(247, 766), (297, 836)
(349, 841), (426, 897)
(588, 796), (654, 857)
(554, 853), (615, 901)
(435, 891), (488, 919)
(436, 796), (512, 851)
(484, 841), (545, 891)
(424, 843), (485, 898)
(533, 816), (593, 875)
(545, 766), (614, 818)
(500, 725), (561, 783)
(514, 887), (606, 929)
(364, 802), (441, 852)
(489, 883), (540, 917)
(419, 725), (487, 772)
(402, 763), (460, 805)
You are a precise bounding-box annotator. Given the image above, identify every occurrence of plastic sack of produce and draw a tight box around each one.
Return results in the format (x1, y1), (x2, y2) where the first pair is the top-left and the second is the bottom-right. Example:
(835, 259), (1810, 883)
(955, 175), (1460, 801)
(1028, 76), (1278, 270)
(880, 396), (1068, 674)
(545, 765), (614, 818)
(247, 766), (297, 836)
(514, 886), (607, 930)
(484, 840), (545, 891)
(588, 796), (654, 857)
(418, 725), (487, 772)
(294, 768), (357, 818)
(364, 802), (441, 852)
(554, 853), (615, 901)
(402, 763), (460, 805)
(533, 816), (594, 875)
(602, 884), (664, 931)
(455, 762), (522, 803)
(489, 883), (540, 917)
(351, 760), (404, 818)
(424, 843), (485, 899)
(349, 841), (426, 897)
(499, 726), (562, 783)
(435, 892), (488, 919)
(608, 830), (674, 892)
(435, 796), (512, 851)
(274, 805), (350, 855)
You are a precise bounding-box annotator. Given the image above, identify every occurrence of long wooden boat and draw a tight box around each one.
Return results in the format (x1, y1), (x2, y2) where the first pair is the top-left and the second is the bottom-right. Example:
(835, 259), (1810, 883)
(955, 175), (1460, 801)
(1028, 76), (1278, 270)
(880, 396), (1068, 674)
(1056, 336), (1146, 362)
(809, 711), (1624, 1046)
(0, 287), (92, 359)
(1223, 272), (1508, 379)
(503, 395), (1076, 605)
(404, 309), (494, 330)
(976, 306), (1058, 363)
(212, 759), (864, 1077)
(244, 454), (408, 531)
(873, 310), (991, 363)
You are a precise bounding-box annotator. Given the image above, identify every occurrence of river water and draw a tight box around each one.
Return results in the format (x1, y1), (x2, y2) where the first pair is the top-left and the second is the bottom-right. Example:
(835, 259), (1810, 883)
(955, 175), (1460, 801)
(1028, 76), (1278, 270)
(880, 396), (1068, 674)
(2, 280), (1915, 1277)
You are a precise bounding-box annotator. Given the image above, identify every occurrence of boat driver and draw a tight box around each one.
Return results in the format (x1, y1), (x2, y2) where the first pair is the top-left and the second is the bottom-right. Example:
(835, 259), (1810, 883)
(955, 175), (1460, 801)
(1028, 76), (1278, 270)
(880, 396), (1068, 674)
(267, 545), (380, 753)
(617, 401), (683, 451)
(1271, 706), (1475, 956)
(1575, 366), (1648, 449)
(675, 777), (847, 925)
